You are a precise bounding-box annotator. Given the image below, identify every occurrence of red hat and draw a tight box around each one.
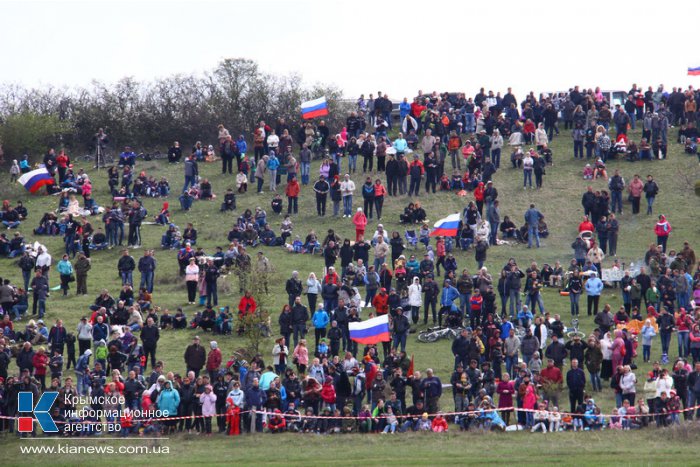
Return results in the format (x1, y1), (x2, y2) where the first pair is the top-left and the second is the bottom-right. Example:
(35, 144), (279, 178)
(647, 306), (655, 313)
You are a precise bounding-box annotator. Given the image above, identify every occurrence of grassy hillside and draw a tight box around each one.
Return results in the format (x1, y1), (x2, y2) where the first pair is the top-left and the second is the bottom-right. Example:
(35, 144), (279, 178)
(0, 126), (698, 460)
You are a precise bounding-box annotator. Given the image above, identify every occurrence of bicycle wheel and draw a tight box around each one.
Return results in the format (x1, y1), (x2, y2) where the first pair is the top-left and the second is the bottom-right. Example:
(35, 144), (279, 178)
(417, 332), (437, 343)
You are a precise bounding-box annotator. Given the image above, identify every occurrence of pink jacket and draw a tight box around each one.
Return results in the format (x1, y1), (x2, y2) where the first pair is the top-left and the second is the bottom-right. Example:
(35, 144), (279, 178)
(200, 391), (218, 417)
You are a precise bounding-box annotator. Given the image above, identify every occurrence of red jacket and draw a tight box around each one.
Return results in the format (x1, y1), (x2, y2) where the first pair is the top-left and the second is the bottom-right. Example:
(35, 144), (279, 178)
(654, 216), (671, 237)
(578, 221), (594, 232)
(285, 180), (300, 198)
(540, 365), (563, 384)
(33, 353), (49, 376)
(207, 348), (222, 371)
(372, 293), (389, 315)
(238, 296), (257, 315)
(374, 183), (387, 197)
(474, 183), (485, 202)
(411, 102), (426, 118)
(410, 160), (424, 175)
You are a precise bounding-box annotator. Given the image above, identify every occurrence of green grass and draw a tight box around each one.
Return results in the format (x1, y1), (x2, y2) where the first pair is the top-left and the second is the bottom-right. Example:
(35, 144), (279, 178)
(0, 127), (699, 463)
(3, 426), (700, 466)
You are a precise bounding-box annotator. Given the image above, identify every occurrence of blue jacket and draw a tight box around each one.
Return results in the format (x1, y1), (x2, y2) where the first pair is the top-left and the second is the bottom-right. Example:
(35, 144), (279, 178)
(524, 208), (543, 227)
(585, 277), (603, 296)
(237, 140), (248, 154)
(156, 383), (180, 417)
(267, 156), (280, 171)
(399, 102), (411, 120)
(57, 260), (73, 275)
(312, 310), (329, 329)
(440, 285), (460, 307)
(641, 325), (656, 346)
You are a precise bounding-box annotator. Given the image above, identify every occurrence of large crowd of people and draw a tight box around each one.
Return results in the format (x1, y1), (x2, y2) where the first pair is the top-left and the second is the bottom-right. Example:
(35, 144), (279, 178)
(1, 84), (700, 437)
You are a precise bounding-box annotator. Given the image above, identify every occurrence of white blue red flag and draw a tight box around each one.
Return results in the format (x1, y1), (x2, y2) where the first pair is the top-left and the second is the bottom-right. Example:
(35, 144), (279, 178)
(18, 167), (54, 193)
(349, 315), (390, 345)
(430, 213), (461, 237)
(301, 97), (329, 119)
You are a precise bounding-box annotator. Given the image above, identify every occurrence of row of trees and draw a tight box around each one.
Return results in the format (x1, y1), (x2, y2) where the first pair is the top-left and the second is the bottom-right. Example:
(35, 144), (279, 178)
(0, 58), (348, 161)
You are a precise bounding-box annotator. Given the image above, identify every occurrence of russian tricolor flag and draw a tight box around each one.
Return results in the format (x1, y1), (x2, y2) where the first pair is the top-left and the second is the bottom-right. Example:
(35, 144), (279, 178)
(18, 167), (54, 193)
(301, 96), (329, 120)
(349, 314), (391, 345)
(689, 67), (700, 76)
(430, 213), (461, 237)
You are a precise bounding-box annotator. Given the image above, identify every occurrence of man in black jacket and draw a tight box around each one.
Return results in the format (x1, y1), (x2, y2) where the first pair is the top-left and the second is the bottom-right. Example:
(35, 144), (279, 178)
(391, 308), (410, 353)
(422, 276), (439, 325)
(184, 336), (206, 377)
(566, 358), (586, 413)
(581, 186), (596, 218)
(127, 201), (146, 248)
(451, 329), (470, 370)
(118, 249), (136, 287)
(140, 317), (160, 369)
(291, 297), (309, 347)
(313, 176), (329, 217)
(286, 271), (303, 307)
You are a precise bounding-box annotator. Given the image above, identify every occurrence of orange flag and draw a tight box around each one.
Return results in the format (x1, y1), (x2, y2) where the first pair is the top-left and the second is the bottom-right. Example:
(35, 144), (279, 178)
(407, 354), (414, 376)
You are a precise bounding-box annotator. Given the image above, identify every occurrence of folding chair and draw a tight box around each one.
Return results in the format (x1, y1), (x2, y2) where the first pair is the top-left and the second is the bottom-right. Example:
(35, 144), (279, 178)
(405, 230), (418, 249)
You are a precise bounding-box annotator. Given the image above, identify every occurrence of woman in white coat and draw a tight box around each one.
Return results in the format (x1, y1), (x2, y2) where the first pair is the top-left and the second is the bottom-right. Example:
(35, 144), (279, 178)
(407, 277), (422, 325)
(655, 368), (674, 398)
(530, 316), (548, 350)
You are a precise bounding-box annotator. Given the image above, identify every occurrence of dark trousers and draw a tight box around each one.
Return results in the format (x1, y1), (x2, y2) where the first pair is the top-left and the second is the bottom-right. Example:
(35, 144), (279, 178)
(316, 196), (326, 216)
(187, 281), (197, 302)
(363, 198), (374, 219)
(587, 295), (600, 316)
(388, 177), (398, 196)
(222, 155), (234, 174)
(128, 224), (141, 246)
(569, 388), (584, 413)
(424, 299), (437, 323)
(144, 344), (157, 369)
(374, 197), (384, 219)
(287, 197), (298, 214)
(408, 177), (420, 196)
(363, 156), (373, 172)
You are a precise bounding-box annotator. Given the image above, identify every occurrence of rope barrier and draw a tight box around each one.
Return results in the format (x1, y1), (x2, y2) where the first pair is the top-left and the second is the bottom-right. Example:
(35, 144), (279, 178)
(2, 403), (699, 424)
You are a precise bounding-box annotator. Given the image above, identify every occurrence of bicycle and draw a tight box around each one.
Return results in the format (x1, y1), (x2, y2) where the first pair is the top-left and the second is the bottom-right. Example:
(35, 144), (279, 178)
(417, 326), (464, 343)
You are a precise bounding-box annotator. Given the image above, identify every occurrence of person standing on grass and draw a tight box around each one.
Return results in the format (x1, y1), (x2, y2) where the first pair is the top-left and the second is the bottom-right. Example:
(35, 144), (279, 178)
(566, 358), (586, 413)
(313, 175), (330, 217)
(654, 215), (672, 253)
(524, 204), (543, 249)
(628, 174), (644, 215)
(643, 175), (659, 215)
(585, 271), (603, 316)
(183, 154), (198, 193)
(284, 175), (300, 215)
(138, 249), (156, 294)
(140, 316), (160, 370)
(340, 174), (356, 218)
(74, 252), (91, 295)
(57, 254), (74, 296)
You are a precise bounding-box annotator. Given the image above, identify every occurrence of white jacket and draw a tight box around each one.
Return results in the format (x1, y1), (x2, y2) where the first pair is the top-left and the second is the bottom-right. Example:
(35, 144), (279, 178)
(408, 281), (422, 307)
(535, 128), (548, 146)
(530, 323), (548, 349)
(340, 180), (355, 197)
(655, 375), (674, 397)
(509, 132), (523, 147)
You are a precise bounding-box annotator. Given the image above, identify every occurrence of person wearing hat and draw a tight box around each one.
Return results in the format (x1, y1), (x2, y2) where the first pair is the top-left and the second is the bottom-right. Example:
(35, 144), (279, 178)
(184, 336), (206, 377)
